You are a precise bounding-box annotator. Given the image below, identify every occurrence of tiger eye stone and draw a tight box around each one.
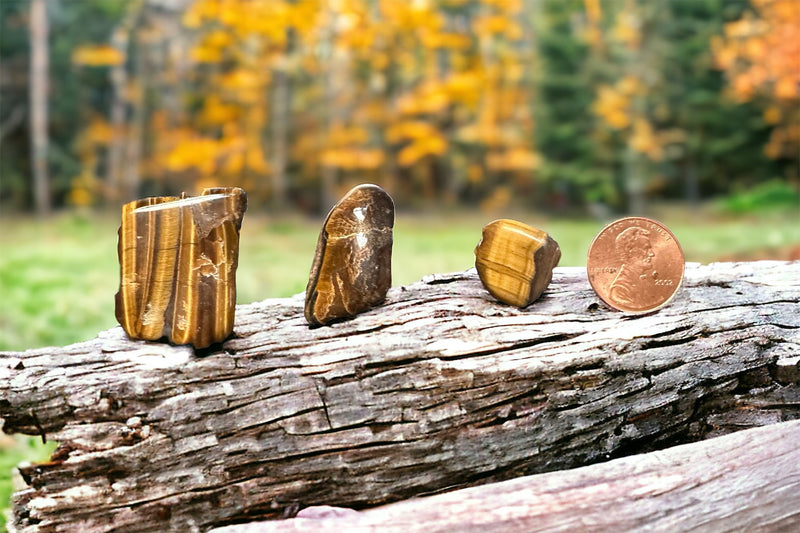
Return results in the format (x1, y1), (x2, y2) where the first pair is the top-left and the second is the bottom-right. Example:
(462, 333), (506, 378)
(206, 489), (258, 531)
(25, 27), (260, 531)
(305, 184), (394, 326)
(474, 219), (561, 308)
(115, 187), (247, 349)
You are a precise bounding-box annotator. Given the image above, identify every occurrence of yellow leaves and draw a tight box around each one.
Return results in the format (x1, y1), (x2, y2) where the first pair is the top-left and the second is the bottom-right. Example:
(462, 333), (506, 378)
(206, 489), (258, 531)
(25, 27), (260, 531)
(183, 0), (220, 28)
(593, 75), (647, 130)
(480, 186), (511, 213)
(629, 118), (662, 161)
(397, 83), (451, 116)
(386, 121), (437, 143)
(83, 116), (115, 145)
(612, 10), (641, 50)
(481, 0), (523, 14)
(593, 84), (631, 129)
(165, 137), (218, 173)
(763, 105), (782, 125)
(473, 15), (523, 40)
(386, 119), (446, 167)
(617, 75), (644, 97)
(67, 172), (100, 207)
(775, 76), (798, 100)
(191, 44), (223, 63)
(321, 148), (384, 170)
(380, 0), (442, 33)
(320, 123), (384, 170)
(487, 148), (541, 172)
(72, 44), (124, 67)
(200, 95), (240, 125)
(397, 135), (447, 167)
(397, 72), (484, 117)
(328, 124), (369, 146)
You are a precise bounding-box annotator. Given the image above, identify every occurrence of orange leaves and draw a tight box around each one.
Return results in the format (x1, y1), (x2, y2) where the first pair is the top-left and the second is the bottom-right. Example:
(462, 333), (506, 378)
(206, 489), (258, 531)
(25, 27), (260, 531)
(711, 0), (800, 159)
(72, 44), (124, 67)
(712, 0), (800, 103)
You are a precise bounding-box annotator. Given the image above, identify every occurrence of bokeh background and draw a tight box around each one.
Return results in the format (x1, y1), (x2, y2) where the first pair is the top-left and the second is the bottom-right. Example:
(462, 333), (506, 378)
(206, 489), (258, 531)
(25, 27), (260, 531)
(0, 0), (799, 528)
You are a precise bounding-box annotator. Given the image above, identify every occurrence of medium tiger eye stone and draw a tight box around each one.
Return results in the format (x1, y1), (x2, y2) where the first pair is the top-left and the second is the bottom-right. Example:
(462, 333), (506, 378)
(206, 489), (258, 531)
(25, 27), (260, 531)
(474, 219), (561, 308)
(305, 184), (394, 326)
(115, 187), (247, 349)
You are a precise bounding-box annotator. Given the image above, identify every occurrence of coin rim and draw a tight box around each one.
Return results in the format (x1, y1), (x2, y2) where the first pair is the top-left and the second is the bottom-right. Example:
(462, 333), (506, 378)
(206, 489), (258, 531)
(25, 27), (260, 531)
(586, 216), (685, 315)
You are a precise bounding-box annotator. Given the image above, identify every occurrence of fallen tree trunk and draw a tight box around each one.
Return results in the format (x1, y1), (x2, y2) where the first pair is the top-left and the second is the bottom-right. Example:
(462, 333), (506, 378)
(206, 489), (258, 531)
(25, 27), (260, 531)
(1, 261), (798, 532)
(210, 419), (800, 533)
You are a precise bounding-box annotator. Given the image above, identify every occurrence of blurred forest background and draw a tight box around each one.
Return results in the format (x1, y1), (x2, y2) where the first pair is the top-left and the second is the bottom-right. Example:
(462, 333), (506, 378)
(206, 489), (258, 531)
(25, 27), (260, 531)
(0, 1), (798, 526)
(1, 0), (798, 216)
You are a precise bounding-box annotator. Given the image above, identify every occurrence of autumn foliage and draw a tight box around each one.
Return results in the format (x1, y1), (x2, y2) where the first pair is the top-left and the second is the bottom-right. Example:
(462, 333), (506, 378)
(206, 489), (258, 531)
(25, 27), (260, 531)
(711, 0), (800, 159)
(2, 0), (796, 212)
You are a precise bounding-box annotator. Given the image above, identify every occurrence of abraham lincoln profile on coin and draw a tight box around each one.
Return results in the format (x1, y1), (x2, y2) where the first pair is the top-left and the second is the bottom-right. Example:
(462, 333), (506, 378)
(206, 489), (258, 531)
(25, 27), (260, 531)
(608, 226), (658, 309)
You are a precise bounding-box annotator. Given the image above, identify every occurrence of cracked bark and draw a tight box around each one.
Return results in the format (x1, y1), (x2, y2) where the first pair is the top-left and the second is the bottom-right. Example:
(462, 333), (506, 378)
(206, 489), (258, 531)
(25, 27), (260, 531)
(1, 261), (799, 532)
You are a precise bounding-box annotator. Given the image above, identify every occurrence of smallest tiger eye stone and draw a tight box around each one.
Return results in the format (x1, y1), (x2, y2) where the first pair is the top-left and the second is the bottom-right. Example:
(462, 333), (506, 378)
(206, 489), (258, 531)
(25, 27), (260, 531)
(474, 219), (561, 308)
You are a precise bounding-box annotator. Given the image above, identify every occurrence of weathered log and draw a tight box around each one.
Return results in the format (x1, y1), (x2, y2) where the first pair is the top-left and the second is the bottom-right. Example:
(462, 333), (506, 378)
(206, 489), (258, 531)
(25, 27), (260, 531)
(1, 261), (798, 532)
(210, 419), (800, 532)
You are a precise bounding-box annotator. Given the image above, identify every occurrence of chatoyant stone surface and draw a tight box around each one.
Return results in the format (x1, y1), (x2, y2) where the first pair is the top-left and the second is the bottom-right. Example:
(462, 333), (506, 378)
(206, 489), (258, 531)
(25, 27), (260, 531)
(115, 187), (247, 348)
(305, 184), (394, 326)
(474, 219), (561, 308)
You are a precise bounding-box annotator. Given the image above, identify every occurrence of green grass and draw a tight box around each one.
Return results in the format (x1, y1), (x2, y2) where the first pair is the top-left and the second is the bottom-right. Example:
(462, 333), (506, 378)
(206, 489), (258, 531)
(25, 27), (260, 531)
(2, 207), (800, 352)
(0, 436), (56, 531)
(0, 206), (799, 531)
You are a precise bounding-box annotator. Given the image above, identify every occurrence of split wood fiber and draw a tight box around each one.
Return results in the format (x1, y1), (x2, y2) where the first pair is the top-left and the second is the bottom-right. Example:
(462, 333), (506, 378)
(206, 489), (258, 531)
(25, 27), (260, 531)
(1, 261), (798, 532)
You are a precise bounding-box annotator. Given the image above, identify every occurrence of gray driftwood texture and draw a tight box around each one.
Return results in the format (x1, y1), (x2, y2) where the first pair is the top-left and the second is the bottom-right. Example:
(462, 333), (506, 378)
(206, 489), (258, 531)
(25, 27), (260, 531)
(210, 419), (800, 533)
(1, 261), (798, 532)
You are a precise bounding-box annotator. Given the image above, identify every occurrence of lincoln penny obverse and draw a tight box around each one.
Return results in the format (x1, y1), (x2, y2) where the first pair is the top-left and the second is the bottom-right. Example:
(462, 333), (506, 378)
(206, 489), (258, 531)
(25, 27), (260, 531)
(587, 217), (684, 314)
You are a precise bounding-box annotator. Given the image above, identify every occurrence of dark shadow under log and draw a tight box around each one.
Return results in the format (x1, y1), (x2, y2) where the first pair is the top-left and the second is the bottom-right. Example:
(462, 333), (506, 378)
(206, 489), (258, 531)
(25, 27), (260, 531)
(1, 261), (798, 532)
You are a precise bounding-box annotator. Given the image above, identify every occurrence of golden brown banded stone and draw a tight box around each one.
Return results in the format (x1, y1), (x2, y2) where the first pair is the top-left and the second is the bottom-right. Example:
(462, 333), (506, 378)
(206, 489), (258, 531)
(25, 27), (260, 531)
(115, 187), (247, 349)
(474, 219), (561, 308)
(305, 184), (394, 326)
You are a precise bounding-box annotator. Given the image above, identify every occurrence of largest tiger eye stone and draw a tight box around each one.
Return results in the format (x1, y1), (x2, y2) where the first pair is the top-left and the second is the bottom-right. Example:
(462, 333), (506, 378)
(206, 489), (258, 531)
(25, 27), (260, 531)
(115, 187), (247, 349)
(474, 219), (561, 308)
(305, 184), (394, 326)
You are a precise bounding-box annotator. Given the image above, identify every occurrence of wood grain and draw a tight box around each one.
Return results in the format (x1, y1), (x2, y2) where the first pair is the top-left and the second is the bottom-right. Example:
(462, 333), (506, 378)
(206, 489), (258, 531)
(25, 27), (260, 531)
(210, 420), (800, 532)
(1, 261), (798, 532)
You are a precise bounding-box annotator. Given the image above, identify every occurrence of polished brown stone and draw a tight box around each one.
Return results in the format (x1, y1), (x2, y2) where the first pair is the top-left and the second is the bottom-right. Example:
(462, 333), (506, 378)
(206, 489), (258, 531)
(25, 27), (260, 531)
(305, 184), (394, 326)
(474, 219), (561, 308)
(115, 187), (247, 348)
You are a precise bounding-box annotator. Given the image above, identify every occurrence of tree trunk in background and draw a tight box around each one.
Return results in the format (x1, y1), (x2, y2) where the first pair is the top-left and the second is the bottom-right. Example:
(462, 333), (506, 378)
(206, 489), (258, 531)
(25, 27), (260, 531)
(107, 25), (130, 204)
(29, 0), (50, 216)
(122, 28), (145, 203)
(271, 58), (289, 208)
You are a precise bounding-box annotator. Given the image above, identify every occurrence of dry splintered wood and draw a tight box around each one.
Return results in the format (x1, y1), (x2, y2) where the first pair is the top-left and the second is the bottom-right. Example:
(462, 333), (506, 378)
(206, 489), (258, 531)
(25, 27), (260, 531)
(1, 261), (799, 532)
(210, 420), (800, 533)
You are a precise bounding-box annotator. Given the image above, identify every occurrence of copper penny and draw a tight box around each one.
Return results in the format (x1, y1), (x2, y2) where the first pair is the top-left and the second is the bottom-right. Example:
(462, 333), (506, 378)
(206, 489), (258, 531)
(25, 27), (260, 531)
(586, 217), (684, 314)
